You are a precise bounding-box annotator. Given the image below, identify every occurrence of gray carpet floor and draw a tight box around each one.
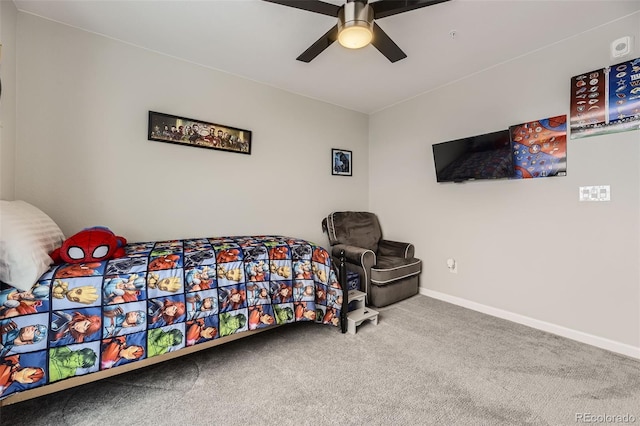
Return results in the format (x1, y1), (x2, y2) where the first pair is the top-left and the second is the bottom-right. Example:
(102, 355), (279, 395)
(1, 295), (639, 425)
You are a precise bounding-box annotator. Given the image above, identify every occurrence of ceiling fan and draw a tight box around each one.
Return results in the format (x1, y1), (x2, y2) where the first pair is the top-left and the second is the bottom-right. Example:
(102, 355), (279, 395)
(263, 0), (450, 63)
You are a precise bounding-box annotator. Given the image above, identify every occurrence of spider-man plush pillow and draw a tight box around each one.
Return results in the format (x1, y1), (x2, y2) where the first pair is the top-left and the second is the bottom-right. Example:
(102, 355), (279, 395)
(50, 226), (127, 264)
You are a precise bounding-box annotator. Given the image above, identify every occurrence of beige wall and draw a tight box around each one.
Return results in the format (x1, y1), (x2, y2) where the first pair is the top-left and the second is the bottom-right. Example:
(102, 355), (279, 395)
(15, 13), (369, 246)
(369, 12), (640, 354)
(0, 0), (17, 200)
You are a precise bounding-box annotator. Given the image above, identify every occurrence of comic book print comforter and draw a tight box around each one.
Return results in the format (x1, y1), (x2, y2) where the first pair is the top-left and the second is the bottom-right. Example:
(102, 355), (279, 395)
(0, 236), (343, 400)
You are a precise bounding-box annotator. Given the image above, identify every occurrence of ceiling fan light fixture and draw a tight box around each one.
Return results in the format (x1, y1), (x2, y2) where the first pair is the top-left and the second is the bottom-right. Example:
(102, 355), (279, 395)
(337, 1), (374, 50)
(338, 25), (373, 49)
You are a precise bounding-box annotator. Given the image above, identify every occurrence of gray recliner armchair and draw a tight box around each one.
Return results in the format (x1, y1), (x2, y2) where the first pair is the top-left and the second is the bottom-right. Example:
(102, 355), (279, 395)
(322, 211), (422, 307)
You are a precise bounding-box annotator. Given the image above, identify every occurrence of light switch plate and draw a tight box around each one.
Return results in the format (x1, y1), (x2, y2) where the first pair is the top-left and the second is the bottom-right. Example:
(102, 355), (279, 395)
(579, 185), (610, 202)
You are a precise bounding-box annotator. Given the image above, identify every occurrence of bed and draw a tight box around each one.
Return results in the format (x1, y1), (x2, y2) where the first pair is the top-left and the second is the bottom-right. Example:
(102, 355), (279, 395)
(0, 201), (346, 405)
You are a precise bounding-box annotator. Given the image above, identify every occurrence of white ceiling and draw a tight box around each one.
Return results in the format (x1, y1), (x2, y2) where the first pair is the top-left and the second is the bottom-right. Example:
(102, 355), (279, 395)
(13, 0), (640, 114)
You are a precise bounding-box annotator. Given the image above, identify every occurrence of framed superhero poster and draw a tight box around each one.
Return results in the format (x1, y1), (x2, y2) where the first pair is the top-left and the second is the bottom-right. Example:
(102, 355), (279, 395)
(570, 57), (640, 139)
(510, 115), (567, 179)
(148, 111), (252, 155)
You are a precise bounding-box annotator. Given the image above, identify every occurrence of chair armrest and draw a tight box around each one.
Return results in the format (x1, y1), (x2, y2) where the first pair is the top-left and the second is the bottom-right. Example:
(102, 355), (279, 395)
(378, 239), (414, 258)
(331, 244), (376, 270)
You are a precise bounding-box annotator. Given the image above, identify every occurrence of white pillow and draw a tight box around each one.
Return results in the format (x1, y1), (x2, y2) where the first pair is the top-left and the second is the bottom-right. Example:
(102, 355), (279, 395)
(0, 200), (65, 291)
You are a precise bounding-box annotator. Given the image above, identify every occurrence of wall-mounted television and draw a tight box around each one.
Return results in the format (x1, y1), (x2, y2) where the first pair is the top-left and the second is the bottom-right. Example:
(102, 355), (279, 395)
(432, 130), (514, 183)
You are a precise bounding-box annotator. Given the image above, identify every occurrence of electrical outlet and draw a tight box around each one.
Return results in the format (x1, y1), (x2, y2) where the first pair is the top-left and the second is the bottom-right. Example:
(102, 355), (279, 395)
(447, 258), (458, 274)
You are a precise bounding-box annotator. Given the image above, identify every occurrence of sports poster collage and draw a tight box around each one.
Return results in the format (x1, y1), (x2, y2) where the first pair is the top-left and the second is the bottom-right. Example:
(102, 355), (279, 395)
(509, 56), (639, 180)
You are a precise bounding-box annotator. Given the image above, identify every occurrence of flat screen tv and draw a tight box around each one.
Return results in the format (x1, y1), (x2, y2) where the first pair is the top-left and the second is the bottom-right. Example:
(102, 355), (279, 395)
(432, 129), (514, 183)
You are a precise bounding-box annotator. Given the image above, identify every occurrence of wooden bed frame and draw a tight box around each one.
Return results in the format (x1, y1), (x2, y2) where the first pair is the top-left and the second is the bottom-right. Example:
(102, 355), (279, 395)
(0, 251), (349, 406)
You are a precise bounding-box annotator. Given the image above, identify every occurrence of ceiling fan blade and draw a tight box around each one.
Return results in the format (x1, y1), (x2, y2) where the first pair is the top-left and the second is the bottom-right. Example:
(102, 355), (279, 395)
(371, 22), (406, 63)
(262, 0), (341, 17)
(296, 25), (339, 62)
(371, 0), (450, 19)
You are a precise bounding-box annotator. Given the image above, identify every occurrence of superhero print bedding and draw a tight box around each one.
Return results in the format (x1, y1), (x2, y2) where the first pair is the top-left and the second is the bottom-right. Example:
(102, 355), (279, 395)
(0, 235), (344, 404)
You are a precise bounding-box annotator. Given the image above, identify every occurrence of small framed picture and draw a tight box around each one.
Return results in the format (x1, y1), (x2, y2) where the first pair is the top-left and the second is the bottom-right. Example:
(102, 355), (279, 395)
(332, 149), (352, 176)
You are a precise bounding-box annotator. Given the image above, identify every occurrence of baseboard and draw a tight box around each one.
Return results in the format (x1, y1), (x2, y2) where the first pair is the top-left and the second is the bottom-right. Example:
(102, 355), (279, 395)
(419, 287), (640, 360)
